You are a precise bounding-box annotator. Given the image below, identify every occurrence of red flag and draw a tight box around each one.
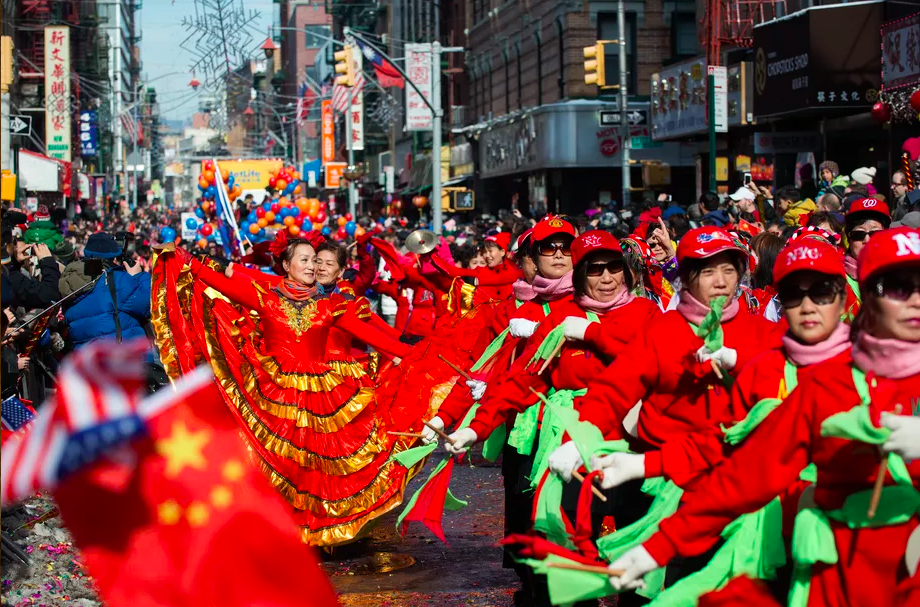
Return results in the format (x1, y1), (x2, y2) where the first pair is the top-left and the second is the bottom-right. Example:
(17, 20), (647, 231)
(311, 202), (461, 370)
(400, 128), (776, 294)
(737, 218), (763, 237)
(397, 457), (465, 543)
(52, 365), (340, 607)
(370, 236), (409, 282)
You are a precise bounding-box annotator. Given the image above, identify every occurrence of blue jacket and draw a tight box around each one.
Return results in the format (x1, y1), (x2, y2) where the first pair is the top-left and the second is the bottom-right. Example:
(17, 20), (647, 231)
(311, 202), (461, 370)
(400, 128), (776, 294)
(65, 269), (152, 347)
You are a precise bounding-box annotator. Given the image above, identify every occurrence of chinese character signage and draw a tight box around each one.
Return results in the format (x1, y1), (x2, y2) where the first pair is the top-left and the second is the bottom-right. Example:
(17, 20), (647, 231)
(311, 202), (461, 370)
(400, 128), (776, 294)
(44, 26), (71, 162)
(405, 43), (433, 132)
(325, 162), (346, 189)
(350, 47), (364, 151)
(752, 2), (881, 118)
(321, 100), (334, 164)
(881, 13), (920, 91)
(650, 58), (708, 140)
(79, 110), (98, 157)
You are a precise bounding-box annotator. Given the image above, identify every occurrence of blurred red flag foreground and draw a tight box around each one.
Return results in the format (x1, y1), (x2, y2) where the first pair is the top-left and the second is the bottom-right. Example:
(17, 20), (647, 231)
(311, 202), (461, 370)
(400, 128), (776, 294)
(9, 341), (339, 607)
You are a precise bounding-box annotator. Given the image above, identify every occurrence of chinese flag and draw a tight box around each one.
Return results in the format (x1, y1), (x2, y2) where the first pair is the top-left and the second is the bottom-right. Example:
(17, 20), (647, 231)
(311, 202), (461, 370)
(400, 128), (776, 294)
(53, 371), (340, 607)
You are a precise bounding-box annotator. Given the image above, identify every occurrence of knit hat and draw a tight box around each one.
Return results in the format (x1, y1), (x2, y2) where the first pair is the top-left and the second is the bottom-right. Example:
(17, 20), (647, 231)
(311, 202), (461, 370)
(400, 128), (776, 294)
(818, 160), (840, 178)
(773, 239), (845, 285)
(849, 167), (876, 185)
(572, 230), (622, 266)
(857, 227), (920, 285)
(54, 240), (76, 264)
(83, 232), (122, 259)
(485, 232), (512, 251)
(33, 205), (51, 222)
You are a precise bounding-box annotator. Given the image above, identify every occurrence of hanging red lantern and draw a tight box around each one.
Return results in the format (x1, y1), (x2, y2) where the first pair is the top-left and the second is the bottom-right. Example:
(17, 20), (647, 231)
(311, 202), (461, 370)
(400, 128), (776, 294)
(412, 195), (429, 209)
(910, 89), (920, 113)
(871, 101), (892, 123)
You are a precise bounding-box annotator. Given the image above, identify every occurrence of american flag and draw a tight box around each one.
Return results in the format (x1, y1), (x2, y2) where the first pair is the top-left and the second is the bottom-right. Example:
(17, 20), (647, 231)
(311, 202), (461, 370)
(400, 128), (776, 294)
(332, 72), (365, 114)
(1, 396), (34, 432)
(0, 340), (213, 506)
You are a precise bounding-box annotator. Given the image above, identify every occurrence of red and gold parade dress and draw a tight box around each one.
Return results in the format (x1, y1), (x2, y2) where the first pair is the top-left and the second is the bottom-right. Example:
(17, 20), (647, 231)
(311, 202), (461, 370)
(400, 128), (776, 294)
(150, 246), (429, 546)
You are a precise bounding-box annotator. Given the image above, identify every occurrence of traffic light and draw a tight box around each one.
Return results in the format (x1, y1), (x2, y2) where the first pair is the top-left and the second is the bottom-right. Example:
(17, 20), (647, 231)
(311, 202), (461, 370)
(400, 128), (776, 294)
(583, 42), (606, 87)
(334, 45), (356, 87)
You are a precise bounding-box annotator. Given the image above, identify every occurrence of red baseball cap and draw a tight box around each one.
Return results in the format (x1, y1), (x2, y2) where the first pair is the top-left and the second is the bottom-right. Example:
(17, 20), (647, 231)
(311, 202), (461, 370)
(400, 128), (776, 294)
(773, 239), (845, 285)
(512, 228), (534, 254)
(485, 232), (512, 251)
(857, 227), (920, 285)
(846, 197), (891, 231)
(531, 216), (578, 243)
(676, 226), (746, 263)
(572, 230), (622, 266)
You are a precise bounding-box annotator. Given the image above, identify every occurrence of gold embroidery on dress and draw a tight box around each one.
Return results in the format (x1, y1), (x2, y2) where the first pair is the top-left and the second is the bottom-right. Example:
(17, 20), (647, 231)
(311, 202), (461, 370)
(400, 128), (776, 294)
(277, 298), (316, 336)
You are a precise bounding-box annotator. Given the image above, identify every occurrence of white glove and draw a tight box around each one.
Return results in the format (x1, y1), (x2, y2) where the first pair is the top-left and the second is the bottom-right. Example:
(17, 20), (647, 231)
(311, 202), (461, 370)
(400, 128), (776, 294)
(562, 316), (592, 341)
(881, 413), (920, 463)
(608, 546), (659, 591)
(695, 345), (738, 370)
(421, 416), (444, 445)
(466, 379), (487, 401)
(547, 441), (584, 482)
(445, 427), (478, 455)
(590, 452), (647, 489)
(509, 318), (539, 338)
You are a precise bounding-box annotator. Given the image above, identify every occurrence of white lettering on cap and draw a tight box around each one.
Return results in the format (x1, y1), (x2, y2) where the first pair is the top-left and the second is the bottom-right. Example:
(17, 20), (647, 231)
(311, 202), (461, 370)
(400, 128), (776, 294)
(862, 199), (878, 208)
(894, 232), (920, 257)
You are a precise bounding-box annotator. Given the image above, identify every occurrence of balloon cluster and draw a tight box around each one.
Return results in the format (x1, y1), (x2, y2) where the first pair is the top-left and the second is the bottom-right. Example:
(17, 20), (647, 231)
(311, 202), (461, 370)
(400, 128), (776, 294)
(240, 197), (328, 240)
(189, 160), (243, 248)
(267, 165), (303, 198)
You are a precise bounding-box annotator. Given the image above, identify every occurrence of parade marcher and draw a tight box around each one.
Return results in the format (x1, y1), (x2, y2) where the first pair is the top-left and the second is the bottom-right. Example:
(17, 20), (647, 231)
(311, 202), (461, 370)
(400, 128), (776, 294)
(426, 231), (523, 301)
(149, 232), (431, 546)
(605, 227), (920, 607)
(842, 197), (890, 321)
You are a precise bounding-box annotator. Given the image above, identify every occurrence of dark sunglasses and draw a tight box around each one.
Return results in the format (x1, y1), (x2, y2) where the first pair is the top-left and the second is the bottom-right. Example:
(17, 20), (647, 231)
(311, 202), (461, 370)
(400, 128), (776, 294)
(537, 242), (572, 257)
(778, 280), (841, 308)
(875, 276), (920, 301)
(848, 229), (883, 242)
(585, 260), (625, 277)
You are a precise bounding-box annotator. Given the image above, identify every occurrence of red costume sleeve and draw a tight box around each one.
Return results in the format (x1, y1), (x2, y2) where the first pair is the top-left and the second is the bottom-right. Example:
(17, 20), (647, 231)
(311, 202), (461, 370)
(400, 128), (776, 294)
(349, 244), (376, 295)
(582, 300), (661, 359)
(643, 381), (816, 566)
(229, 263), (281, 285)
(373, 280), (399, 299)
(333, 301), (411, 359)
(186, 255), (264, 311)
(577, 328), (661, 439)
(367, 311), (403, 343)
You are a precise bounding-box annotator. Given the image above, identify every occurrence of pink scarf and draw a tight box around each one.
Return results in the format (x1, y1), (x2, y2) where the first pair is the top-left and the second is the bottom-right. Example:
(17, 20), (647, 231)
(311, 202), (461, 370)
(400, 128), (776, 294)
(843, 255), (858, 280)
(575, 284), (635, 313)
(676, 291), (740, 325)
(532, 272), (574, 301)
(783, 322), (851, 367)
(513, 279), (538, 302)
(851, 332), (920, 379)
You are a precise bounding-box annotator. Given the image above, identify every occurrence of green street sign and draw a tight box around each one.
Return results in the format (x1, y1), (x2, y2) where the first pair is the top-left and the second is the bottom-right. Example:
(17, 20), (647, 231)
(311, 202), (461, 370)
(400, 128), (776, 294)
(630, 136), (663, 149)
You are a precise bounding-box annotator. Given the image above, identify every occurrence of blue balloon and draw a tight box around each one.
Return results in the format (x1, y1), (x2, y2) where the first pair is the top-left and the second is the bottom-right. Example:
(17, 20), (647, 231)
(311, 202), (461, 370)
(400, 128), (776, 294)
(197, 183), (205, 192)
(240, 221), (250, 234)
(301, 219), (313, 232)
(345, 221), (357, 236)
(228, 175), (235, 187)
(247, 211), (257, 223)
(262, 201), (272, 211)
(289, 207), (300, 218)
(160, 227), (176, 242)
(321, 226), (332, 236)
(185, 218), (198, 230)
(195, 208), (205, 219)
(279, 207), (290, 218)
(206, 185), (216, 197)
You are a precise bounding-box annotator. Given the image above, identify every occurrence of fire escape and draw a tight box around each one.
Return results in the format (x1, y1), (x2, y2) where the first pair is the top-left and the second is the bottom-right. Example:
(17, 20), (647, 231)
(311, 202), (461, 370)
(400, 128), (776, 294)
(700, 0), (787, 65)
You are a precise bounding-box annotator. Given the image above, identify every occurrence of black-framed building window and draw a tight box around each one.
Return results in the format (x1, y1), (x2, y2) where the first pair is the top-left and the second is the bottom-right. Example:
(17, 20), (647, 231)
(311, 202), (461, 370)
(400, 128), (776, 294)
(598, 12), (637, 93)
(671, 12), (697, 60)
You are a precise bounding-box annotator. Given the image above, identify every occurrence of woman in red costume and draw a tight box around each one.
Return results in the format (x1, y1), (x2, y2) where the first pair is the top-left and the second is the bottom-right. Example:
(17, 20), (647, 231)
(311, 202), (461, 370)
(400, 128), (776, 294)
(606, 227), (920, 607)
(842, 198), (890, 321)
(150, 232), (427, 546)
(425, 232), (523, 301)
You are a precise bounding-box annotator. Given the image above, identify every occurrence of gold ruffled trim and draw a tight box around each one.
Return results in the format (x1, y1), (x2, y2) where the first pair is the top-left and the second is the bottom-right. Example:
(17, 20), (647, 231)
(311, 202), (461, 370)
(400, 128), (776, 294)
(151, 259), (181, 381)
(326, 359), (368, 380)
(252, 349), (347, 392)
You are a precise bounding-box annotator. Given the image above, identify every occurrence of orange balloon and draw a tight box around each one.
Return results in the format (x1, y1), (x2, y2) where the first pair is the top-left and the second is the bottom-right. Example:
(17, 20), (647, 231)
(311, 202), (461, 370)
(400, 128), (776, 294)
(249, 223), (260, 234)
(257, 217), (268, 228)
(276, 179), (288, 191)
(265, 211), (276, 223)
(283, 216), (295, 226)
(296, 199), (310, 212)
(293, 185), (302, 195)
(223, 171), (230, 183)
(288, 225), (301, 236)
(202, 170), (215, 184)
(354, 226), (366, 237)
(337, 216), (347, 227)
(292, 171), (301, 181)
(278, 196), (288, 206)
(198, 177), (209, 189)
(197, 238), (208, 249)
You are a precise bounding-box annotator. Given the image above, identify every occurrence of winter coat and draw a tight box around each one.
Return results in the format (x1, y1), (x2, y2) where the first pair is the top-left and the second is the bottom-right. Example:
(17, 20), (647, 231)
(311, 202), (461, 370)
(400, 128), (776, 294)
(64, 268), (151, 347)
(59, 261), (94, 297)
(5, 258), (61, 310)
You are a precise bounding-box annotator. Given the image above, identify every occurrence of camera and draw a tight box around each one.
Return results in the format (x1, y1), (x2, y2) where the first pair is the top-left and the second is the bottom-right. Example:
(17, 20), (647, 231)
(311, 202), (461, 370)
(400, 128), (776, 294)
(115, 231), (137, 266)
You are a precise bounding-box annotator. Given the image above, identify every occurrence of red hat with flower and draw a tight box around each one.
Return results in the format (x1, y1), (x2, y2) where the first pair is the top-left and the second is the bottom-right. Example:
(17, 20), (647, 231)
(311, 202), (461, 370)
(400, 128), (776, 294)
(572, 230), (622, 266)
(268, 229), (325, 274)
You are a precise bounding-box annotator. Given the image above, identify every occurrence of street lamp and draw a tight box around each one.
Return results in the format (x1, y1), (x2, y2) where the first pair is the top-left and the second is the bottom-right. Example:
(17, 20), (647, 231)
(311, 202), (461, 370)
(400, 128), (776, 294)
(261, 38), (278, 59)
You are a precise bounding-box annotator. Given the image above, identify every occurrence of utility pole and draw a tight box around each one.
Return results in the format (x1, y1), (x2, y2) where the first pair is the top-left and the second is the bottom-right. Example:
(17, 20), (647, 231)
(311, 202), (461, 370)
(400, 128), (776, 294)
(346, 85), (356, 218)
(617, 0), (630, 208)
(430, 42), (463, 234)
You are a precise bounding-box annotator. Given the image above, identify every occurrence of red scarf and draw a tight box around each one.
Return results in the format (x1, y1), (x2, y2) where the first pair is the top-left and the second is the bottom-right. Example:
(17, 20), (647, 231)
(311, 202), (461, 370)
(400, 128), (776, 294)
(277, 278), (319, 302)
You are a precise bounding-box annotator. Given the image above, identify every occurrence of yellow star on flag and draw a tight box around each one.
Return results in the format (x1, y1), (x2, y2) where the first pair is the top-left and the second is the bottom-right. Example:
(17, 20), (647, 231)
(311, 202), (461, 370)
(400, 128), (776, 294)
(210, 485), (233, 509)
(186, 500), (210, 527)
(155, 421), (211, 478)
(222, 460), (244, 482)
(158, 500), (182, 525)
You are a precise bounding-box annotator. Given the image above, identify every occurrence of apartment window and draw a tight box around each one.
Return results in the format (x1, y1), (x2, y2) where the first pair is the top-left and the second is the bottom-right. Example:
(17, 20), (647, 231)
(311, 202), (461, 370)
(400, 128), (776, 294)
(304, 25), (330, 49)
(598, 12), (637, 93)
(671, 13), (697, 58)
(473, 0), (488, 24)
